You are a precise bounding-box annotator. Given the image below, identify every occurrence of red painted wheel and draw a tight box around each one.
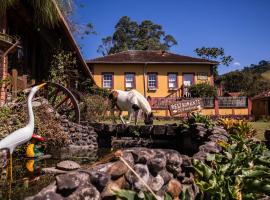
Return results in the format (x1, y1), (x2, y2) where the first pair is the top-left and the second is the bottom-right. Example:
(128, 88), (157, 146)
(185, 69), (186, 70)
(40, 82), (81, 123)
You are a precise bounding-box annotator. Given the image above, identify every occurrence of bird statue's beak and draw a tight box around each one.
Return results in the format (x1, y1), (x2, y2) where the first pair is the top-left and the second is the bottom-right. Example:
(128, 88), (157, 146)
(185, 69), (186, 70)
(37, 83), (47, 89)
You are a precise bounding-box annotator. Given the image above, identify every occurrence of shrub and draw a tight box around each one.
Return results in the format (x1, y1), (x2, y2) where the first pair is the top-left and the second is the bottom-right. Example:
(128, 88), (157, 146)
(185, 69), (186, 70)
(49, 49), (77, 86)
(188, 83), (217, 97)
(183, 112), (214, 129)
(193, 134), (270, 199)
(0, 99), (69, 152)
(218, 118), (256, 138)
(80, 94), (111, 122)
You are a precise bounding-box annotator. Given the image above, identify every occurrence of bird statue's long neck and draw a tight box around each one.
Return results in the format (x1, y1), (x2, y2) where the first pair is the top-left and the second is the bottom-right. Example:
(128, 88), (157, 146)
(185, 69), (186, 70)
(27, 91), (35, 128)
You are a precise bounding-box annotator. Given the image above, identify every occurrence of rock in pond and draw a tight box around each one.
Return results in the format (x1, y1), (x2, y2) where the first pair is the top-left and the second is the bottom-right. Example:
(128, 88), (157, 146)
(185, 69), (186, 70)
(107, 160), (128, 179)
(56, 160), (81, 171)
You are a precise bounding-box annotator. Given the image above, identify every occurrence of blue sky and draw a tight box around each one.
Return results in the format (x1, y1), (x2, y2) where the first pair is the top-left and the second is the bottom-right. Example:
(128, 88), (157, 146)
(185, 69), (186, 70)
(73, 0), (270, 74)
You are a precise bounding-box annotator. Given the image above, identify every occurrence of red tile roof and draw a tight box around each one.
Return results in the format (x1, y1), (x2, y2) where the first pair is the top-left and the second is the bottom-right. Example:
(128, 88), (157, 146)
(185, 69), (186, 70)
(223, 92), (244, 97)
(87, 50), (218, 65)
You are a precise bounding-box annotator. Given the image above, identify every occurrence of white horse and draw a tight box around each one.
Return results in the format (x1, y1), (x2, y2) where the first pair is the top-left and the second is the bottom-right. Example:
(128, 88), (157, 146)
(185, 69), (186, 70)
(108, 89), (154, 125)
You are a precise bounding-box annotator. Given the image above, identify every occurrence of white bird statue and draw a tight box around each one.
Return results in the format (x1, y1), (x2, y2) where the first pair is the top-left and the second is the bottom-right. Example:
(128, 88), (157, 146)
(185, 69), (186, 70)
(0, 83), (46, 180)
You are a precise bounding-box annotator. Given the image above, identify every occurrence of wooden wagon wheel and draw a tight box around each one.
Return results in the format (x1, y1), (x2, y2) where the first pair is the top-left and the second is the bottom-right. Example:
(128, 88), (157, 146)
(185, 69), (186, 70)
(40, 82), (81, 123)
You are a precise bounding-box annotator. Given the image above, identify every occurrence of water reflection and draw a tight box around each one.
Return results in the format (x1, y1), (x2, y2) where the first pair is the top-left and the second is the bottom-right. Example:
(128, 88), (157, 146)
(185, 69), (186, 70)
(0, 148), (111, 200)
(0, 157), (47, 200)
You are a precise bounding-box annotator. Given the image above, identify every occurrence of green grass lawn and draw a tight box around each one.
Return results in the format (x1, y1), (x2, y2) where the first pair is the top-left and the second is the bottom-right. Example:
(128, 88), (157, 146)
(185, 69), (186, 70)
(249, 122), (270, 140)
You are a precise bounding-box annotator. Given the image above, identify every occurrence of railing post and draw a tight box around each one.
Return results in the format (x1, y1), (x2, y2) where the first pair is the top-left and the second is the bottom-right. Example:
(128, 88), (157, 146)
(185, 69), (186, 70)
(22, 75), (27, 89)
(12, 69), (17, 99)
(214, 97), (219, 115)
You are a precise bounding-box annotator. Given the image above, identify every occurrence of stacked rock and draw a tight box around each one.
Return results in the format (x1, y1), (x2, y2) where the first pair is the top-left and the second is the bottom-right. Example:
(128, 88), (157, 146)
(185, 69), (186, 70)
(27, 148), (200, 200)
(50, 116), (98, 160)
(26, 122), (229, 200)
(193, 125), (228, 161)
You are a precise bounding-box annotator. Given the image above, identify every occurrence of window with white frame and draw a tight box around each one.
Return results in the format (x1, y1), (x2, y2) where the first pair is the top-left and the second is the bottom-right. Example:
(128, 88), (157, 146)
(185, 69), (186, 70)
(168, 73), (177, 89)
(148, 73), (157, 90)
(102, 73), (113, 89)
(125, 73), (135, 89)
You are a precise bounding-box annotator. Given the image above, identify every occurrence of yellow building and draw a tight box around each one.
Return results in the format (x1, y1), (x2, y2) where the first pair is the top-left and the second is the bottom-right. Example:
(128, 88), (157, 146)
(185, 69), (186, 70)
(87, 50), (250, 117)
(87, 50), (217, 98)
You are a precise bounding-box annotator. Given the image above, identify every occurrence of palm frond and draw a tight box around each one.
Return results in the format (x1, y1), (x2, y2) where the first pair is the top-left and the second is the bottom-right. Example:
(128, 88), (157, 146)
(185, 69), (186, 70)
(0, 0), (17, 16)
(28, 0), (60, 28)
(0, 0), (74, 28)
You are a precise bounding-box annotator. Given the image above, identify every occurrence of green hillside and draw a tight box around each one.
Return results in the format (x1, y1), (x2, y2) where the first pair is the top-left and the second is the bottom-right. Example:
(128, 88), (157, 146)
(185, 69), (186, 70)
(220, 60), (270, 96)
(262, 70), (270, 80)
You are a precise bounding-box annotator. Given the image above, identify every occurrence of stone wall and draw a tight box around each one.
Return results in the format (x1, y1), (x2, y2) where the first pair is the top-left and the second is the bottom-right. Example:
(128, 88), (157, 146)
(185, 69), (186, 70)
(48, 117), (98, 160)
(26, 123), (228, 200)
(88, 122), (227, 156)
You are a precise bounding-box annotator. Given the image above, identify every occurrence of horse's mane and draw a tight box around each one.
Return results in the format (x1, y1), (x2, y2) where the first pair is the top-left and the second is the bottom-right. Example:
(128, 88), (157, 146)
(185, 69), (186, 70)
(129, 90), (152, 114)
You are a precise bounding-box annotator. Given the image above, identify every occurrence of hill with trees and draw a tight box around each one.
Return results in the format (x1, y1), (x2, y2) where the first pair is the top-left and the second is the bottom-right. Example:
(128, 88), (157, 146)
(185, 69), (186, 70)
(220, 60), (270, 96)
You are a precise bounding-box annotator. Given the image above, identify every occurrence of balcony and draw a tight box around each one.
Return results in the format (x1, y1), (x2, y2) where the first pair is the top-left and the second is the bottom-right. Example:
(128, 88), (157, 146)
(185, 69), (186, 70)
(0, 32), (21, 53)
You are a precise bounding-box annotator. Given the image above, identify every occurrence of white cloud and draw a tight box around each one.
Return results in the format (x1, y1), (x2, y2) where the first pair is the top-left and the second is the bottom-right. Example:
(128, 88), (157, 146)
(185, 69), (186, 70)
(233, 62), (241, 67)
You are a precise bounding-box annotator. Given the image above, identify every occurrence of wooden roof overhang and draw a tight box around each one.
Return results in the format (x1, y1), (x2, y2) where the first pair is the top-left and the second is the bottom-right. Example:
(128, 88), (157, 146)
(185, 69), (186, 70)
(252, 91), (270, 100)
(51, 0), (96, 85)
(4, 0), (96, 85)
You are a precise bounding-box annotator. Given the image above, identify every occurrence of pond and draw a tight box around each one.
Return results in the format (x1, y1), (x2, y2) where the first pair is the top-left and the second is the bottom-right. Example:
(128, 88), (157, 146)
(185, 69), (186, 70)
(0, 148), (112, 200)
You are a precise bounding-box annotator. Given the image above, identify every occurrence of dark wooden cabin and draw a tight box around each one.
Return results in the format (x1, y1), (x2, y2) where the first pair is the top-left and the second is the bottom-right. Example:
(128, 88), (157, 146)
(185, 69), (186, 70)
(252, 91), (270, 120)
(0, 0), (94, 105)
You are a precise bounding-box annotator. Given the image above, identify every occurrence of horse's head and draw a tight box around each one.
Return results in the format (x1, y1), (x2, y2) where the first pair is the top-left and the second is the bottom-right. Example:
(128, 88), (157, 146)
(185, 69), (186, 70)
(144, 112), (154, 125)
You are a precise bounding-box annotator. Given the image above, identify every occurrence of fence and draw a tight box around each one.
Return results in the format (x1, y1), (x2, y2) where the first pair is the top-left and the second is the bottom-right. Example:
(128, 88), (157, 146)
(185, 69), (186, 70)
(150, 96), (251, 116)
(218, 97), (247, 108)
(4, 69), (35, 102)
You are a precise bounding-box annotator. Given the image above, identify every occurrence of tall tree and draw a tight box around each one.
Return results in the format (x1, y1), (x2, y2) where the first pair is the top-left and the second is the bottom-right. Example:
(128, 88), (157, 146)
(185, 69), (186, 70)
(98, 16), (177, 55)
(194, 47), (233, 79)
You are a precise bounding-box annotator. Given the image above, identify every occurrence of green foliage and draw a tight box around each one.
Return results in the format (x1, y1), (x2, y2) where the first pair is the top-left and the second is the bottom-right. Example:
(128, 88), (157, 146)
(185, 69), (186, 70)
(188, 83), (217, 97)
(221, 60), (270, 96)
(183, 112), (214, 129)
(0, 100), (69, 148)
(82, 84), (110, 97)
(80, 94), (110, 122)
(49, 49), (77, 86)
(98, 16), (177, 55)
(194, 47), (233, 66)
(0, 77), (11, 86)
(193, 134), (270, 199)
(194, 47), (233, 79)
(0, 0), (78, 28)
(218, 118), (256, 138)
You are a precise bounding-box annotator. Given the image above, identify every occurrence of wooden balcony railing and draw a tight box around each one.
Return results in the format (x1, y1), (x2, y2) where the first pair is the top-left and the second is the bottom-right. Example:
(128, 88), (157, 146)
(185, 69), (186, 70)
(5, 69), (35, 101)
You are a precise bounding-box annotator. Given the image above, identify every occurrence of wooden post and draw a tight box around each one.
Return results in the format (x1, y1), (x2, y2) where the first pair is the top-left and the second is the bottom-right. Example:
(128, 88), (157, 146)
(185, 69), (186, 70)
(12, 69), (18, 99)
(214, 97), (219, 115)
(22, 75), (27, 89)
(248, 97), (252, 116)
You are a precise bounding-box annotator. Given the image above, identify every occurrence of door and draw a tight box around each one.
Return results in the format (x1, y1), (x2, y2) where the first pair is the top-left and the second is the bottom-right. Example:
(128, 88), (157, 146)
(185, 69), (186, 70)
(268, 99), (270, 115)
(183, 73), (194, 97)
